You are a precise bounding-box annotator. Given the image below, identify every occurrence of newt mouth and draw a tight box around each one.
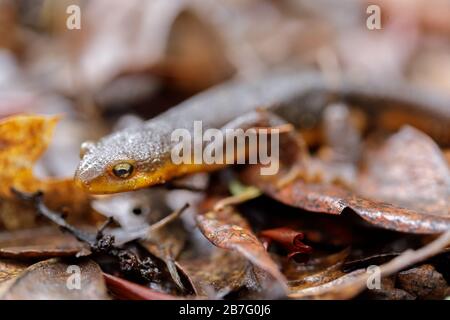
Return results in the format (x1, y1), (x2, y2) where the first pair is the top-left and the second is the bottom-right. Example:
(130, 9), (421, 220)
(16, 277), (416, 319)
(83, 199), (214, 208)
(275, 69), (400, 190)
(74, 170), (164, 194)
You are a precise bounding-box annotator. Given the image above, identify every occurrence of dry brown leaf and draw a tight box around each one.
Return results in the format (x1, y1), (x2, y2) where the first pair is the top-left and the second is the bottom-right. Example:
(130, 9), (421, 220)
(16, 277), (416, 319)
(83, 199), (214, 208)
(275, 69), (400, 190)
(0, 258), (110, 300)
(289, 229), (450, 299)
(177, 249), (249, 297)
(260, 227), (312, 262)
(358, 126), (450, 216)
(141, 221), (187, 290)
(242, 127), (450, 234)
(103, 273), (179, 300)
(0, 260), (28, 284)
(397, 264), (449, 299)
(196, 199), (287, 287)
(0, 226), (90, 259)
(285, 248), (349, 291)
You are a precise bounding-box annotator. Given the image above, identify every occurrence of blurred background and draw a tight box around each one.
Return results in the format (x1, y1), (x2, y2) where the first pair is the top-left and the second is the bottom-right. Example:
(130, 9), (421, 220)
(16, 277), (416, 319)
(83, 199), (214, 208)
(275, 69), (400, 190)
(1, 0), (450, 179)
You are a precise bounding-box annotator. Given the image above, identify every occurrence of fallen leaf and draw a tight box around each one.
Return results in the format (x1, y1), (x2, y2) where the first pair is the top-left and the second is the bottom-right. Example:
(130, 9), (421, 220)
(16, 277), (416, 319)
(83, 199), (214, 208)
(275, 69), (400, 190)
(177, 249), (249, 298)
(285, 248), (350, 294)
(0, 258), (110, 299)
(241, 127), (450, 234)
(0, 260), (28, 283)
(103, 273), (179, 300)
(75, 0), (232, 93)
(260, 227), (312, 262)
(92, 189), (169, 229)
(358, 126), (450, 216)
(141, 220), (187, 290)
(196, 198), (287, 286)
(0, 115), (58, 197)
(289, 229), (450, 299)
(0, 115), (91, 218)
(0, 226), (90, 259)
(397, 264), (449, 299)
(0, 199), (37, 230)
(361, 276), (415, 300)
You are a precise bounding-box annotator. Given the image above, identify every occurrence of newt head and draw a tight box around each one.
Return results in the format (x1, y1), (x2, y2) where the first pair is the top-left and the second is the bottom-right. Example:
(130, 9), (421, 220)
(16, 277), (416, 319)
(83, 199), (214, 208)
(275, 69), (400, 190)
(74, 126), (173, 194)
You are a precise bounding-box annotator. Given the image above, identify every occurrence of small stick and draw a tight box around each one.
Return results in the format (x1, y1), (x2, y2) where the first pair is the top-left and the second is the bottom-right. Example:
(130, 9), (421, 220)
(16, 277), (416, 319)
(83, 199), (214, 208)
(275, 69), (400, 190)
(96, 216), (115, 239)
(213, 187), (261, 211)
(148, 203), (189, 232)
(11, 189), (96, 245)
(12, 188), (161, 281)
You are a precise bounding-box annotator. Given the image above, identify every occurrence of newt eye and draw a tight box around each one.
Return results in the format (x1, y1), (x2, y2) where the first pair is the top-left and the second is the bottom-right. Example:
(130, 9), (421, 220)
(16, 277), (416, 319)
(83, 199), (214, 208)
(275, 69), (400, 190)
(112, 163), (134, 179)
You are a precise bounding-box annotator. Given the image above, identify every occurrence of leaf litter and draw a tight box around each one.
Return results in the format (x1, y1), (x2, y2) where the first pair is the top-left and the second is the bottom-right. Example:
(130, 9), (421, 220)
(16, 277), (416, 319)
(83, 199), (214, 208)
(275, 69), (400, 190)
(1, 0), (450, 299)
(0, 97), (449, 300)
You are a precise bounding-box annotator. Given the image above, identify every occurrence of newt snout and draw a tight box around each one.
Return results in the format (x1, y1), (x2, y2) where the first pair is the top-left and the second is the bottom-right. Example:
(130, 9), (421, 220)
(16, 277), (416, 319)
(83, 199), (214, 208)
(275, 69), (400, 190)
(75, 126), (175, 194)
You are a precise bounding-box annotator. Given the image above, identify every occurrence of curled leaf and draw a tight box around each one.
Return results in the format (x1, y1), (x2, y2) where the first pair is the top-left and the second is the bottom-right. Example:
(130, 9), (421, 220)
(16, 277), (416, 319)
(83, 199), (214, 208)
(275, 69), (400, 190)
(242, 127), (450, 234)
(196, 198), (287, 287)
(103, 273), (179, 300)
(260, 227), (312, 262)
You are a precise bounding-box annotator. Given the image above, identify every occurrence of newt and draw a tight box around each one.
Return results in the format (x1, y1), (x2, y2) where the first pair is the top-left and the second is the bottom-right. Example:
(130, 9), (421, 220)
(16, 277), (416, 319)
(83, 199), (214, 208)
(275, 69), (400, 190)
(75, 71), (450, 194)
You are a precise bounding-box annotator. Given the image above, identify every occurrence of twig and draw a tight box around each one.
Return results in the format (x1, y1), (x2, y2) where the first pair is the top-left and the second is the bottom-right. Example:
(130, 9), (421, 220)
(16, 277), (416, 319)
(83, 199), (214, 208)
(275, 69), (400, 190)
(11, 189), (96, 245)
(213, 187), (261, 211)
(12, 188), (161, 281)
(148, 203), (189, 232)
(289, 229), (450, 299)
(97, 216), (116, 239)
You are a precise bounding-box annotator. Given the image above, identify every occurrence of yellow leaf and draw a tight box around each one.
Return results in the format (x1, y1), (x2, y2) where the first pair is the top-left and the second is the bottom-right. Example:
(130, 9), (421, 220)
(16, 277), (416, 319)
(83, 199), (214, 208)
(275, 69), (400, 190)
(0, 114), (59, 197)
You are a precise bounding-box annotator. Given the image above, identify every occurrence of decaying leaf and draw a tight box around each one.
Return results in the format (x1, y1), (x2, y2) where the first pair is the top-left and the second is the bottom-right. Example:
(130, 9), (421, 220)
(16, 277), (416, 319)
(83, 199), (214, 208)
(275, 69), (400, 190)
(103, 273), (179, 300)
(242, 127), (450, 234)
(289, 229), (450, 299)
(140, 220), (187, 290)
(0, 260), (28, 283)
(260, 227), (312, 262)
(358, 126), (450, 217)
(196, 198), (286, 287)
(285, 248), (350, 294)
(0, 199), (37, 230)
(0, 258), (110, 299)
(0, 226), (90, 259)
(177, 248), (249, 298)
(362, 276), (415, 300)
(397, 264), (449, 299)
(0, 115), (90, 217)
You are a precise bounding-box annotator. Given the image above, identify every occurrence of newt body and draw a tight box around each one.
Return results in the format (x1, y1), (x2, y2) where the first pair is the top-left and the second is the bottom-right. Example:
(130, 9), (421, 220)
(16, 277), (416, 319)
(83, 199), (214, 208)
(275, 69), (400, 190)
(75, 71), (450, 194)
